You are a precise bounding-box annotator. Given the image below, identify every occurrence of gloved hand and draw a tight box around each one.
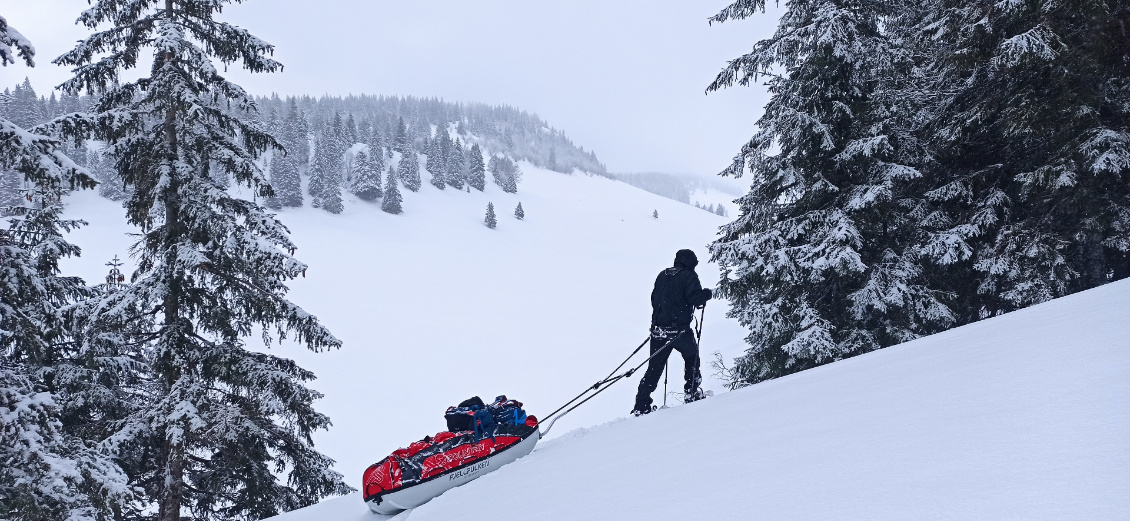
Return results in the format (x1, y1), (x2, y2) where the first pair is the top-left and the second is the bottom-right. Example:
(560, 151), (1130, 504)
(703, 288), (713, 300)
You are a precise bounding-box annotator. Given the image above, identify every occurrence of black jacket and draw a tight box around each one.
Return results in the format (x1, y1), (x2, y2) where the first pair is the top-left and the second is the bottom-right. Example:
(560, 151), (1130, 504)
(651, 251), (711, 330)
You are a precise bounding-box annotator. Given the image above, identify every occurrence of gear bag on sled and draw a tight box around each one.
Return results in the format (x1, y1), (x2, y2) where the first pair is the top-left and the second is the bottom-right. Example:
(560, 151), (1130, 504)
(363, 395), (539, 514)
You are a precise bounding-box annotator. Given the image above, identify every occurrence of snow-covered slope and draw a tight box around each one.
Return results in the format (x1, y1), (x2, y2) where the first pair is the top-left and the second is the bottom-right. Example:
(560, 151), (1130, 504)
(269, 278), (1130, 521)
(57, 164), (1129, 520)
(58, 162), (750, 481)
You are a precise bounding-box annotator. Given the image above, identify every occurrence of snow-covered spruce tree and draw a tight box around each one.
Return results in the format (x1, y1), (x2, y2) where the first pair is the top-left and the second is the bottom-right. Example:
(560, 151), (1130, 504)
(309, 126), (344, 213)
(514, 202), (524, 220)
(349, 148), (382, 202)
(268, 148), (302, 208)
(488, 155), (521, 193)
(381, 165), (402, 214)
(308, 132), (329, 205)
(394, 115), (409, 154)
(1, 16), (133, 519)
(282, 98), (309, 167)
(446, 138), (465, 190)
(365, 134), (385, 176)
(0, 167), (21, 213)
(398, 146), (421, 192)
(427, 126), (448, 189)
(484, 202), (497, 229)
(916, 0), (1130, 319)
(53, 1), (351, 519)
(706, 0), (952, 386)
(468, 143), (486, 191)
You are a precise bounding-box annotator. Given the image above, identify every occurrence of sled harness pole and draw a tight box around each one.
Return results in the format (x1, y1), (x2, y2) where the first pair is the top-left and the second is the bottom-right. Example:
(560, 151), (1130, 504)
(540, 330), (687, 437)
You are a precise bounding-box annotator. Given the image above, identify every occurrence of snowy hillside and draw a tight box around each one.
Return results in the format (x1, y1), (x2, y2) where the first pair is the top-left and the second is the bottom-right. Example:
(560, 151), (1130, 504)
(58, 162), (750, 480)
(265, 278), (1130, 521)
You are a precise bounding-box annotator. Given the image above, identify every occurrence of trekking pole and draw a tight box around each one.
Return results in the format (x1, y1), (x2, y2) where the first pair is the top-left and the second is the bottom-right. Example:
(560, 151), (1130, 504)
(539, 335), (649, 427)
(540, 330), (686, 437)
(662, 360), (668, 407)
(692, 302), (706, 396)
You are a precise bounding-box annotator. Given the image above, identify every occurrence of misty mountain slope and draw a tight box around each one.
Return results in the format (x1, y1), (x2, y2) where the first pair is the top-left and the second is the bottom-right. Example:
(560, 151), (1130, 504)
(267, 278), (1130, 521)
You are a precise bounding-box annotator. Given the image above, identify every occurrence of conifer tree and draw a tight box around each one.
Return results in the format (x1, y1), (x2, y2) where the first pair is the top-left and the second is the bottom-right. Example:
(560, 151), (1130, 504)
(489, 156), (521, 193)
(398, 147), (422, 192)
(308, 133), (331, 205)
(381, 165), (402, 214)
(281, 98), (309, 168)
(1, 16), (133, 519)
(446, 138), (465, 190)
(916, 0), (1130, 318)
(267, 150), (303, 209)
(54, 2), (350, 519)
(468, 144), (486, 191)
(706, 0), (951, 385)
(394, 115), (409, 153)
(653, 210), (658, 219)
(515, 202), (524, 220)
(0, 167), (21, 213)
(484, 202), (497, 229)
(349, 148), (383, 202)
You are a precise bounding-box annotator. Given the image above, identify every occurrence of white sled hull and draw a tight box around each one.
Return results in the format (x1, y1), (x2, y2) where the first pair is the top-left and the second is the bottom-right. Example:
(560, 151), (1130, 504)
(366, 429), (540, 514)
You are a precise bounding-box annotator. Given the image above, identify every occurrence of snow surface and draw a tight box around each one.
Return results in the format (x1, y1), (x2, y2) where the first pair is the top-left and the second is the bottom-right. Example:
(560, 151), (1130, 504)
(270, 277), (1130, 521)
(56, 164), (1130, 520)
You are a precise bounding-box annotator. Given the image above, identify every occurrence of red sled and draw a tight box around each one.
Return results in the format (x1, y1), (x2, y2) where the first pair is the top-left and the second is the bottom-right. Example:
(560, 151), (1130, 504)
(362, 404), (539, 514)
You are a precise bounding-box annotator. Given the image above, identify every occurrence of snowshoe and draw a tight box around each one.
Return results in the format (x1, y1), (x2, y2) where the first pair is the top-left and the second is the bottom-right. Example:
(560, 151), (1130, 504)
(684, 388), (712, 404)
(631, 405), (657, 417)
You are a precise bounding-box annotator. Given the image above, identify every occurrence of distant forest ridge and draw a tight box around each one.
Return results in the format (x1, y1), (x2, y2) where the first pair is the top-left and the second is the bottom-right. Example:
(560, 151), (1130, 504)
(613, 171), (743, 204)
(254, 93), (608, 175)
(0, 79), (608, 177)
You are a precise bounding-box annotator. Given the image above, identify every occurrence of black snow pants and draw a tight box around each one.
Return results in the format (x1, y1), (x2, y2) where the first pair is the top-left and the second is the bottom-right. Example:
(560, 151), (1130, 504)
(634, 327), (701, 410)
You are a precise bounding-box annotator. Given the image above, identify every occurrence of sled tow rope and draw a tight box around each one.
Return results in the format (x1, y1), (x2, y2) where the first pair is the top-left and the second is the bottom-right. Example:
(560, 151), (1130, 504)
(539, 329), (687, 437)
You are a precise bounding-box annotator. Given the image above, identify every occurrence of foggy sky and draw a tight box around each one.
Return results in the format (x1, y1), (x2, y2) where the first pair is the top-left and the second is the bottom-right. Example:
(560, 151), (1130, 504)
(1, 1), (782, 177)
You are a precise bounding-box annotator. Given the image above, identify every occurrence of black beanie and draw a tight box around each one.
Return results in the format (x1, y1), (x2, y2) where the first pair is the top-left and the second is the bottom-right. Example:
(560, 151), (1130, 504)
(674, 249), (698, 269)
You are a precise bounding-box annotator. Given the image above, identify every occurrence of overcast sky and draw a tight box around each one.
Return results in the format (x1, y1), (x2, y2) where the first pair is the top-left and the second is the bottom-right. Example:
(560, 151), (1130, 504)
(1, 1), (782, 177)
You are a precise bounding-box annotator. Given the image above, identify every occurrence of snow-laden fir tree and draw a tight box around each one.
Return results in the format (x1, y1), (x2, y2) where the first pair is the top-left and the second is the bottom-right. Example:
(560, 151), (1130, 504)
(381, 165), (402, 214)
(282, 98), (309, 167)
(0, 16), (134, 519)
(398, 146), (422, 192)
(0, 188), (135, 521)
(446, 137), (466, 190)
(427, 126), (449, 189)
(394, 115), (410, 154)
(87, 149), (124, 201)
(468, 143), (486, 191)
(484, 202), (497, 229)
(0, 167), (21, 213)
(53, 1), (351, 519)
(349, 148), (383, 202)
(488, 155), (521, 193)
(365, 134), (385, 176)
(514, 201), (524, 220)
(706, 0), (952, 386)
(267, 149), (303, 209)
(310, 128), (345, 213)
(913, 0), (1130, 319)
(308, 133), (329, 204)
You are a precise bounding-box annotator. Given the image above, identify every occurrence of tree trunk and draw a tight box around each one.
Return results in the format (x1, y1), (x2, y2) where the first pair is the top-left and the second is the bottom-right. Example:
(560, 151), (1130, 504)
(158, 2), (185, 519)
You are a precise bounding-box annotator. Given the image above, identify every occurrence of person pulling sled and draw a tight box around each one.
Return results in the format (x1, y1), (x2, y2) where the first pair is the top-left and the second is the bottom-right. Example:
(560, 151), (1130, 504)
(632, 249), (712, 416)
